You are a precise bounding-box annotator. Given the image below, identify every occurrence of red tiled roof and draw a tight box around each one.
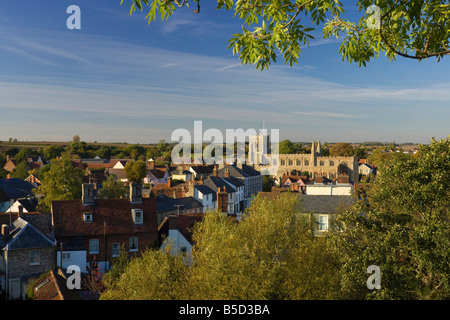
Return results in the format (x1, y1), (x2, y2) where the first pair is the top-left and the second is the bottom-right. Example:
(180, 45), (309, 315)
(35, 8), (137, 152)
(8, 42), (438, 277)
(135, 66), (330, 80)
(51, 198), (157, 238)
(33, 269), (80, 300)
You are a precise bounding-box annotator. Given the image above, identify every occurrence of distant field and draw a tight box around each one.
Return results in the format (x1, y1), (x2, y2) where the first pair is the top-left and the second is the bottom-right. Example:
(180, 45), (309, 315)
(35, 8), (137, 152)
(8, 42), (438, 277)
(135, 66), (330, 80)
(0, 141), (157, 152)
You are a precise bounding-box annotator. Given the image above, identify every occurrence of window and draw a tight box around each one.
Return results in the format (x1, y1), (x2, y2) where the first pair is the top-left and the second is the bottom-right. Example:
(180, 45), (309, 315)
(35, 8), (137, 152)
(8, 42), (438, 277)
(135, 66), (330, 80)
(296, 160), (301, 166)
(329, 161), (334, 166)
(62, 253), (71, 260)
(89, 239), (99, 254)
(30, 249), (40, 265)
(319, 161), (324, 166)
(112, 243), (120, 257)
(129, 237), (138, 252)
(288, 160), (293, 166)
(83, 212), (93, 223)
(304, 160), (309, 166)
(132, 209), (143, 224)
(281, 159), (285, 166)
(319, 215), (328, 232)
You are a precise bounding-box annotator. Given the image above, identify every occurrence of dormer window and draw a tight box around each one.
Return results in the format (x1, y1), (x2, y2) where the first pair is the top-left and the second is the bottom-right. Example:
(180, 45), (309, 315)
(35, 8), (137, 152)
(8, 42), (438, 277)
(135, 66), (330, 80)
(131, 209), (143, 224)
(83, 212), (93, 223)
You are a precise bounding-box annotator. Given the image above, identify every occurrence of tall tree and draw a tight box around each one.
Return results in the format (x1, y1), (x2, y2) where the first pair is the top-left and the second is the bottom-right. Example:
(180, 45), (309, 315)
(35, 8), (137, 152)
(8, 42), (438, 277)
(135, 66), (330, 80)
(97, 174), (128, 199)
(331, 136), (450, 299)
(34, 153), (84, 211)
(124, 160), (148, 183)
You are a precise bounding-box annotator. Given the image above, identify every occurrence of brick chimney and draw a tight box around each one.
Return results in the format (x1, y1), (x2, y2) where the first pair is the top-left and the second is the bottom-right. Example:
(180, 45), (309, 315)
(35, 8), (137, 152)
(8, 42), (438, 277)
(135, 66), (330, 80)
(217, 187), (228, 214)
(149, 159), (155, 170)
(213, 165), (218, 177)
(169, 213), (179, 230)
(167, 177), (172, 188)
(224, 168), (230, 178)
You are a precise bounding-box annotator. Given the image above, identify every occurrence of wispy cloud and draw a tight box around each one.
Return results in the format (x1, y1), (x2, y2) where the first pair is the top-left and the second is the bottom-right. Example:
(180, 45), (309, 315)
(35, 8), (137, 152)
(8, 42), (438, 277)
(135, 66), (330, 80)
(294, 111), (364, 119)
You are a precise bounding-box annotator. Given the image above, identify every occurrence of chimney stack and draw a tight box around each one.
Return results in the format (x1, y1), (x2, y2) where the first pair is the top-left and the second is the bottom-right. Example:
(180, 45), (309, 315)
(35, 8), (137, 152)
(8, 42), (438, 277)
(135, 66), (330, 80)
(1, 224), (10, 242)
(216, 187), (228, 214)
(213, 165), (218, 177)
(18, 205), (24, 218)
(224, 168), (230, 178)
(130, 182), (143, 204)
(82, 183), (95, 205)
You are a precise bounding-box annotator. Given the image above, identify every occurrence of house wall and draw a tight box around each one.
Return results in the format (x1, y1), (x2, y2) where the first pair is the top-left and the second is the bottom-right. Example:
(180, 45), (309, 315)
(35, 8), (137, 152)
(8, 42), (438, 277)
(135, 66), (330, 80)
(306, 184), (353, 196)
(6, 247), (56, 279)
(57, 250), (87, 273)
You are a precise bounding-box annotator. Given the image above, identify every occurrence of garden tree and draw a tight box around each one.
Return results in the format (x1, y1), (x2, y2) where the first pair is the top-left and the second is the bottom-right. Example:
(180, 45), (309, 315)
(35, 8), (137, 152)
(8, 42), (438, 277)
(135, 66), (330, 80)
(124, 159), (148, 183)
(0, 168), (7, 179)
(14, 148), (34, 164)
(122, 0), (450, 70)
(278, 139), (297, 154)
(100, 248), (189, 300)
(11, 161), (29, 180)
(33, 153), (84, 211)
(72, 134), (81, 142)
(101, 244), (131, 290)
(42, 145), (63, 161)
(97, 174), (128, 199)
(101, 193), (340, 300)
(66, 140), (88, 158)
(329, 142), (354, 156)
(352, 145), (367, 160)
(331, 136), (450, 299)
(122, 144), (147, 160)
(146, 146), (162, 160)
(157, 139), (170, 153)
(95, 146), (113, 159)
(3, 147), (19, 158)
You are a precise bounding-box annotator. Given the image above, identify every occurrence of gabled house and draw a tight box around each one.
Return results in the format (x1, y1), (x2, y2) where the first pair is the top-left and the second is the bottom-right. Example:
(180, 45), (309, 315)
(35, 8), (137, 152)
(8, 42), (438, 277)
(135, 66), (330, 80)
(189, 164), (215, 180)
(3, 156), (49, 173)
(216, 163), (263, 210)
(202, 175), (237, 215)
(159, 212), (204, 262)
(192, 184), (216, 212)
(51, 183), (158, 273)
(0, 210), (56, 300)
(358, 163), (375, 176)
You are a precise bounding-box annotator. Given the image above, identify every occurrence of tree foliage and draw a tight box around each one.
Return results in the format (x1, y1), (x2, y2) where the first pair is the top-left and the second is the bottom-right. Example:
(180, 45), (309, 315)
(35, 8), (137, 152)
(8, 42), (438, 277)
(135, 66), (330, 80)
(331, 136), (450, 299)
(101, 193), (340, 300)
(121, 0), (450, 70)
(124, 159), (148, 183)
(97, 174), (128, 199)
(33, 153), (84, 211)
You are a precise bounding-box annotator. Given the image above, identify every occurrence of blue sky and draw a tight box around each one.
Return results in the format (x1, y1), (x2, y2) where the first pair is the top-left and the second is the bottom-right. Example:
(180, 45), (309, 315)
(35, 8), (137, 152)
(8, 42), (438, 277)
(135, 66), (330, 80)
(0, 0), (448, 144)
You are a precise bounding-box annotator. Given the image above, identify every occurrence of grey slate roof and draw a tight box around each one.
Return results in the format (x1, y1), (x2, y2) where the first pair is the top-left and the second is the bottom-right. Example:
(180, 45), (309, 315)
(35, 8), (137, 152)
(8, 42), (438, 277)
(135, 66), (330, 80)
(2, 217), (55, 250)
(156, 195), (204, 214)
(203, 176), (236, 193)
(298, 195), (355, 214)
(195, 184), (217, 202)
(217, 164), (261, 178)
(0, 178), (36, 200)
